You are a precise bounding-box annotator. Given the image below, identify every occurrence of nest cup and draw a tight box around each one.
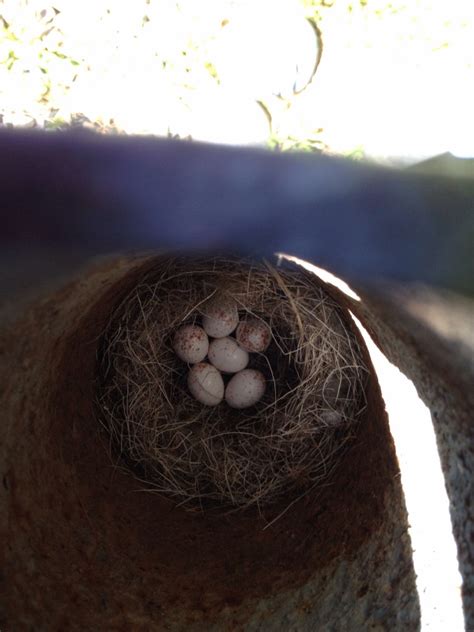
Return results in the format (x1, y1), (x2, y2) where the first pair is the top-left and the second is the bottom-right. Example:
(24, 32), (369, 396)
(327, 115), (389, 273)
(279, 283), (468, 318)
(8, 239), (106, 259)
(97, 256), (369, 512)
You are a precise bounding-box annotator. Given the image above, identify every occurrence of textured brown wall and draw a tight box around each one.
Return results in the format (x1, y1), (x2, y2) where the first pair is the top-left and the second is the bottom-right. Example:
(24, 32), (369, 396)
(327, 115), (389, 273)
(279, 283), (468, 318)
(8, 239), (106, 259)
(10, 256), (472, 629)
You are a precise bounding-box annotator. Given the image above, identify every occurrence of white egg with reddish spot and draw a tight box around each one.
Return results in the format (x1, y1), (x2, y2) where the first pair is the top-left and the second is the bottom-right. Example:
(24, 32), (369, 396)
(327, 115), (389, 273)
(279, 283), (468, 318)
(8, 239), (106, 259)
(208, 337), (249, 373)
(202, 295), (239, 338)
(187, 363), (225, 406)
(236, 319), (271, 353)
(173, 325), (209, 364)
(225, 369), (266, 409)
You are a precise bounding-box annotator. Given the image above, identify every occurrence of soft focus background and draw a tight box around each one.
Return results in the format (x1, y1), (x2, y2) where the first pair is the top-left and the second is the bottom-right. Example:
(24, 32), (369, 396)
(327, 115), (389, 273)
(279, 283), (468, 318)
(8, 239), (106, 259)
(1, 0), (473, 164)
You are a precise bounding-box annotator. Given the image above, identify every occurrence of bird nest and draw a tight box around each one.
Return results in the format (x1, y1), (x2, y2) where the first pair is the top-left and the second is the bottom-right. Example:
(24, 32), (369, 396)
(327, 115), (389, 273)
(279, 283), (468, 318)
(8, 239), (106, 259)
(96, 256), (369, 513)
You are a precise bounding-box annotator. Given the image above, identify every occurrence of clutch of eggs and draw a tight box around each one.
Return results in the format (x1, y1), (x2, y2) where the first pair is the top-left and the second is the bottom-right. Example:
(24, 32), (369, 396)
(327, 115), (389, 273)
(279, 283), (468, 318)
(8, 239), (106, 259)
(172, 296), (271, 408)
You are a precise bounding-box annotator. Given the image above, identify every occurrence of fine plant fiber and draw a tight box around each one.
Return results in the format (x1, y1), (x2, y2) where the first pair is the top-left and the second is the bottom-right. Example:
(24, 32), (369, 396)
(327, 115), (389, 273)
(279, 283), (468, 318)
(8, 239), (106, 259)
(96, 256), (369, 513)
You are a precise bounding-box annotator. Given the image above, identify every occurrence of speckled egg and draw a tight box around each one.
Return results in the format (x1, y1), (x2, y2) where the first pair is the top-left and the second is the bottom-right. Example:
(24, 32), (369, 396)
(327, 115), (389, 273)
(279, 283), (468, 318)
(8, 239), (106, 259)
(208, 337), (249, 373)
(225, 369), (266, 409)
(202, 295), (239, 338)
(173, 325), (209, 364)
(236, 318), (271, 353)
(188, 363), (225, 406)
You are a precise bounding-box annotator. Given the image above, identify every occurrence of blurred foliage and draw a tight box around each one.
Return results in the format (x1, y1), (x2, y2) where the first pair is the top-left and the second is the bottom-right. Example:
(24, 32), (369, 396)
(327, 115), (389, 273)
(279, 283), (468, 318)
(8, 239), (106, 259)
(1, 0), (470, 161)
(0, 8), (81, 107)
(268, 129), (326, 153)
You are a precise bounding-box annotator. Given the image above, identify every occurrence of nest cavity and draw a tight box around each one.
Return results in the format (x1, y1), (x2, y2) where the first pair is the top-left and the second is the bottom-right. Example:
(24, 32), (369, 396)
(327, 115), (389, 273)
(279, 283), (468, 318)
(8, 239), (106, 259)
(96, 256), (369, 512)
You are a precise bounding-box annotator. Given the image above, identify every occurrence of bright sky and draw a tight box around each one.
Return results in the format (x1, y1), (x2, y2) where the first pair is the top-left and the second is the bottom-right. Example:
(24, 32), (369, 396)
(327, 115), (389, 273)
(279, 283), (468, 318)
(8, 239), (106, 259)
(1, 0), (473, 162)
